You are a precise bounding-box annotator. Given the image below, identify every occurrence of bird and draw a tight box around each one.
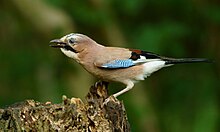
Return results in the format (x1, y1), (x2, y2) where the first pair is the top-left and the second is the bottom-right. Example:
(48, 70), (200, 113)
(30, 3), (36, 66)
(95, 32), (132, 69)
(49, 33), (211, 98)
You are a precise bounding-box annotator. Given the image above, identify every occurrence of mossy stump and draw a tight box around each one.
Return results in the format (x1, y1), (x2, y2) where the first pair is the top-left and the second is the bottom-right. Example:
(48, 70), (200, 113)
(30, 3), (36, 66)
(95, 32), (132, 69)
(0, 81), (130, 132)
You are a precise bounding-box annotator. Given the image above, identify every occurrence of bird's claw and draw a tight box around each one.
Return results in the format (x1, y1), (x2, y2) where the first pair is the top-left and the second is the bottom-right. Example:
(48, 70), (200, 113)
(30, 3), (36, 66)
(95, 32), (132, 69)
(103, 96), (116, 106)
(94, 81), (100, 88)
(103, 97), (111, 105)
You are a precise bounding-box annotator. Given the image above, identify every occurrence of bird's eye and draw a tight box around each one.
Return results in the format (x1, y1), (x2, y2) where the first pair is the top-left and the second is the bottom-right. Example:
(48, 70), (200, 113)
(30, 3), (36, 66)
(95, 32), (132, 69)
(68, 38), (75, 44)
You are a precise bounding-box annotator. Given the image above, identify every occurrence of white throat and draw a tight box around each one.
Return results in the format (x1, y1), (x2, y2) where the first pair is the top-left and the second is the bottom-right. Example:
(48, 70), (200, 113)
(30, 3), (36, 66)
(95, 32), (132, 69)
(60, 48), (80, 62)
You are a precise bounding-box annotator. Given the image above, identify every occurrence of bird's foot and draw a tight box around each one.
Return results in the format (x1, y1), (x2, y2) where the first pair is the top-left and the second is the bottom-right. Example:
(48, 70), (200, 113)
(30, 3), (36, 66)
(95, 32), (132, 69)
(103, 96), (115, 106)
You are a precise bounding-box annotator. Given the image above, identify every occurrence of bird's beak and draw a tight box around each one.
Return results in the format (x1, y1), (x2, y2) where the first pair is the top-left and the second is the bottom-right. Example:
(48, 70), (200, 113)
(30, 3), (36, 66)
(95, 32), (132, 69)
(49, 39), (67, 48)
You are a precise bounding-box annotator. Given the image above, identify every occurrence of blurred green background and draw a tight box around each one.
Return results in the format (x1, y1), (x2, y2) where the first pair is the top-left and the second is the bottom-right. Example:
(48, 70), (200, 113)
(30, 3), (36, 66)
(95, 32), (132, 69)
(0, 0), (219, 131)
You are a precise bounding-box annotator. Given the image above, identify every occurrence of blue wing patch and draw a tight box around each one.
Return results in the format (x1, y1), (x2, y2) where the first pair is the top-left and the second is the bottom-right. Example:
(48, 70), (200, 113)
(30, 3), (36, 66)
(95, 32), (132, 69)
(101, 59), (135, 68)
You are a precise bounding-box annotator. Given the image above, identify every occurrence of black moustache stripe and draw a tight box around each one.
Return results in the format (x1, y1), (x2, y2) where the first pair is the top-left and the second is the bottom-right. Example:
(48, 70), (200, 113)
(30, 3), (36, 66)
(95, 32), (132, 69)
(63, 45), (78, 53)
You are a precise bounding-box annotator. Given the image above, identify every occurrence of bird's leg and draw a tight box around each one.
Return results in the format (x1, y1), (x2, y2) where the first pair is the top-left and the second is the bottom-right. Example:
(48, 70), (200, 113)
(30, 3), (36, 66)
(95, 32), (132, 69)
(113, 81), (134, 98)
(103, 81), (134, 105)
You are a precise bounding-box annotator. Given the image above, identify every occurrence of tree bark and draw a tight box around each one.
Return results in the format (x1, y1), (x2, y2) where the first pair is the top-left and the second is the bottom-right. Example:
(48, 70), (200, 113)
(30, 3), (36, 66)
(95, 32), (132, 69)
(0, 81), (130, 132)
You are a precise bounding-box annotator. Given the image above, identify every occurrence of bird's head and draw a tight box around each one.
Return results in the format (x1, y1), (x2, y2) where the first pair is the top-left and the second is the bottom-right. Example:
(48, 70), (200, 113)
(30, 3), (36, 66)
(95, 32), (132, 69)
(49, 33), (97, 59)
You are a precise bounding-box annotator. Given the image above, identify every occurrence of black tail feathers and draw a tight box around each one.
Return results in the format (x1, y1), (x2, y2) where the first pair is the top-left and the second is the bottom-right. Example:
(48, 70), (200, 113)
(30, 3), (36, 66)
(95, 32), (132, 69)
(164, 58), (213, 65)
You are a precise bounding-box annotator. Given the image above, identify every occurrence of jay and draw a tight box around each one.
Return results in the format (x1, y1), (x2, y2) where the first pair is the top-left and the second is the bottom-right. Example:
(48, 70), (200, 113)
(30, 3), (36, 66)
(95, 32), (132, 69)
(50, 33), (210, 98)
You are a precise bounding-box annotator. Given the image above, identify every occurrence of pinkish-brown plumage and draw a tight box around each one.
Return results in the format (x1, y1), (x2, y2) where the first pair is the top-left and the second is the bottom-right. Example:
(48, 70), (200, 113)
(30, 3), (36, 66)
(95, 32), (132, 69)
(50, 33), (211, 98)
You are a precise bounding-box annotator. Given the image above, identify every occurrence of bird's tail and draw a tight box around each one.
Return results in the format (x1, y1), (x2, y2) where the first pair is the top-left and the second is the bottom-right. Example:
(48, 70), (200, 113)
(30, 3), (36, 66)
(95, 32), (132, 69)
(164, 58), (212, 65)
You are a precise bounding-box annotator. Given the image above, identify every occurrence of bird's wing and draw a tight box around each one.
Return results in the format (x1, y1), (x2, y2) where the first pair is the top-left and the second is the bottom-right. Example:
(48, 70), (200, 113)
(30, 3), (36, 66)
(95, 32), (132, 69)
(100, 59), (135, 68)
(96, 49), (163, 69)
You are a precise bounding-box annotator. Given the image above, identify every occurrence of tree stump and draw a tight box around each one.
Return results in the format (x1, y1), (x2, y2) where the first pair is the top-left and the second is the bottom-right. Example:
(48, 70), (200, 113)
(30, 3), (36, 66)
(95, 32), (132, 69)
(0, 81), (130, 132)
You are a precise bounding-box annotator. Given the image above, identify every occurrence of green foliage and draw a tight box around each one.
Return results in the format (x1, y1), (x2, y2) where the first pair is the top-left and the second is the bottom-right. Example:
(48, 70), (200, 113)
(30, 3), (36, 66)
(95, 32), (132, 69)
(0, 0), (219, 131)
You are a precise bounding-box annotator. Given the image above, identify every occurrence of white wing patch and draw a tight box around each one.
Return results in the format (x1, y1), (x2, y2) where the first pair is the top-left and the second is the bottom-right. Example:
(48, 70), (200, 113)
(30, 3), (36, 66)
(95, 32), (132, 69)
(133, 60), (166, 82)
(133, 56), (161, 65)
(142, 60), (166, 75)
